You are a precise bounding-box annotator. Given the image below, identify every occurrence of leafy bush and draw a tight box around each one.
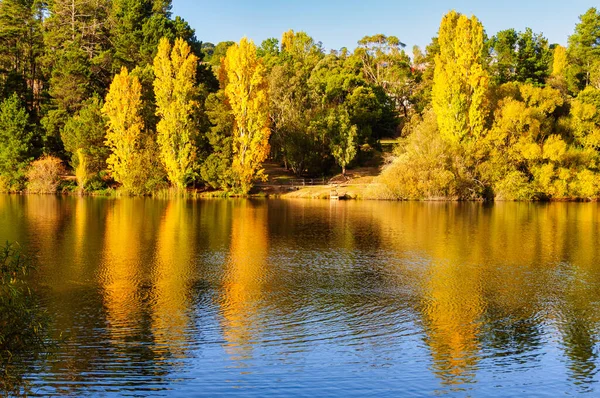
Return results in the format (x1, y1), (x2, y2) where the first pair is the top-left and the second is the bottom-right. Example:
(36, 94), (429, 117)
(1, 242), (50, 395)
(84, 173), (109, 192)
(26, 156), (66, 194)
(118, 137), (169, 196)
(493, 170), (536, 200)
(371, 110), (477, 200)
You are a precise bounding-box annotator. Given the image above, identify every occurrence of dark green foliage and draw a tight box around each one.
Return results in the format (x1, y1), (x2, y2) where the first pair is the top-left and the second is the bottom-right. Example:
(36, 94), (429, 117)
(204, 41), (235, 67)
(516, 29), (552, 85)
(0, 94), (32, 191)
(48, 48), (91, 113)
(1, 242), (50, 395)
(61, 96), (109, 184)
(489, 28), (552, 86)
(489, 29), (519, 85)
(200, 91), (234, 189)
(0, 0), (44, 109)
(567, 7), (600, 92)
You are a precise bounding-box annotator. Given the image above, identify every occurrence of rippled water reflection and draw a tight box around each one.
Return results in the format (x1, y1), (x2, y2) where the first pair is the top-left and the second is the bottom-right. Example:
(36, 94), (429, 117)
(1, 196), (600, 396)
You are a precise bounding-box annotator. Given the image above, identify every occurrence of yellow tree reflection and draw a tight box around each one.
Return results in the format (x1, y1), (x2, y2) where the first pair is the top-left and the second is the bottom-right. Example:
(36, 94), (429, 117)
(100, 199), (147, 341)
(221, 201), (269, 362)
(423, 262), (484, 387)
(369, 202), (486, 388)
(151, 199), (195, 359)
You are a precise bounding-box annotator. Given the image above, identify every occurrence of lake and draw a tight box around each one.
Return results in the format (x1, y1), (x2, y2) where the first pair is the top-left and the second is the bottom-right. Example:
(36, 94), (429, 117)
(1, 196), (600, 396)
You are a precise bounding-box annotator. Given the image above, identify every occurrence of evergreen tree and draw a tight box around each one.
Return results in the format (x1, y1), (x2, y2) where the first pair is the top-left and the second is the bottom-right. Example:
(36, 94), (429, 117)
(0, 0), (45, 109)
(328, 107), (358, 176)
(61, 96), (108, 188)
(0, 93), (32, 191)
(567, 7), (600, 91)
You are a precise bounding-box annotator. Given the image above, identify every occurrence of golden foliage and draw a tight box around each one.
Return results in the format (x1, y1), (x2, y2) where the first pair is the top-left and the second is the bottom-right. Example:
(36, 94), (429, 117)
(372, 110), (474, 200)
(432, 11), (489, 144)
(153, 37), (199, 190)
(102, 67), (145, 193)
(26, 156), (66, 194)
(223, 37), (271, 194)
(74, 149), (88, 189)
(551, 45), (567, 77)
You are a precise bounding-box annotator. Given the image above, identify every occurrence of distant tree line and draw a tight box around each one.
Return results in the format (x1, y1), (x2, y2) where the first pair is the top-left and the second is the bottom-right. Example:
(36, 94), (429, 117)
(0, 1), (599, 198)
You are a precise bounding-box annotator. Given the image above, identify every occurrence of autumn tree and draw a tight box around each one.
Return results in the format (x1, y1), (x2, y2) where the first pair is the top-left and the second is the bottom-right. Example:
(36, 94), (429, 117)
(548, 45), (568, 93)
(102, 67), (144, 192)
(552, 45), (568, 78)
(153, 37), (199, 190)
(482, 83), (565, 199)
(432, 11), (489, 144)
(223, 38), (271, 194)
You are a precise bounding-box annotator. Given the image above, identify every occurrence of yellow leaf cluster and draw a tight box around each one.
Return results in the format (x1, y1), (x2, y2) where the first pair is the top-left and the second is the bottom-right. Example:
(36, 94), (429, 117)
(102, 67), (144, 191)
(223, 37), (271, 194)
(432, 11), (489, 144)
(153, 38), (199, 190)
(551, 45), (567, 77)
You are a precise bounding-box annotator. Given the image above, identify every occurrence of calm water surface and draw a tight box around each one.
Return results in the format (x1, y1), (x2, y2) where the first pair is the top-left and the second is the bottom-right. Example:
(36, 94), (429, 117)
(1, 196), (600, 396)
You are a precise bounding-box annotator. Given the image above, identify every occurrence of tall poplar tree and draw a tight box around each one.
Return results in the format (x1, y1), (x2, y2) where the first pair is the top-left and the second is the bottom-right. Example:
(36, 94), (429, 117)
(432, 11), (489, 144)
(102, 67), (144, 192)
(223, 38), (270, 194)
(153, 37), (199, 190)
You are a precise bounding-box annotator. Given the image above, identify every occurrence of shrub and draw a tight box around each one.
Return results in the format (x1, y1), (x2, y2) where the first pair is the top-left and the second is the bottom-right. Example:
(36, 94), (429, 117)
(371, 110), (477, 200)
(493, 170), (536, 200)
(1, 242), (50, 395)
(116, 137), (169, 196)
(26, 156), (66, 194)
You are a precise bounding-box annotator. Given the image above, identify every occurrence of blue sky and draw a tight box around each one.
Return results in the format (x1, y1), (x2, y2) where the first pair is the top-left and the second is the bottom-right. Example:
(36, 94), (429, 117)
(172, 0), (598, 51)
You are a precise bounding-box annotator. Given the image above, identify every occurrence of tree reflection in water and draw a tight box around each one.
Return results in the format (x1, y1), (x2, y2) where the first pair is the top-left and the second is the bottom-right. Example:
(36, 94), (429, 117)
(0, 197), (599, 395)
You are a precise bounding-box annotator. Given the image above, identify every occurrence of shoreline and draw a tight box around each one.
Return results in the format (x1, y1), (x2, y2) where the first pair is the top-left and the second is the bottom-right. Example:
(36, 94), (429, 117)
(1, 185), (598, 202)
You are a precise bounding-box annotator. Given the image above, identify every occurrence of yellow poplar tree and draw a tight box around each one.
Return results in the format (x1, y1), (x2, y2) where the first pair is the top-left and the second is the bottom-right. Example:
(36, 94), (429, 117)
(223, 37), (271, 194)
(153, 37), (199, 190)
(102, 67), (144, 192)
(432, 11), (489, 144)
(551, 45), (567, 77)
